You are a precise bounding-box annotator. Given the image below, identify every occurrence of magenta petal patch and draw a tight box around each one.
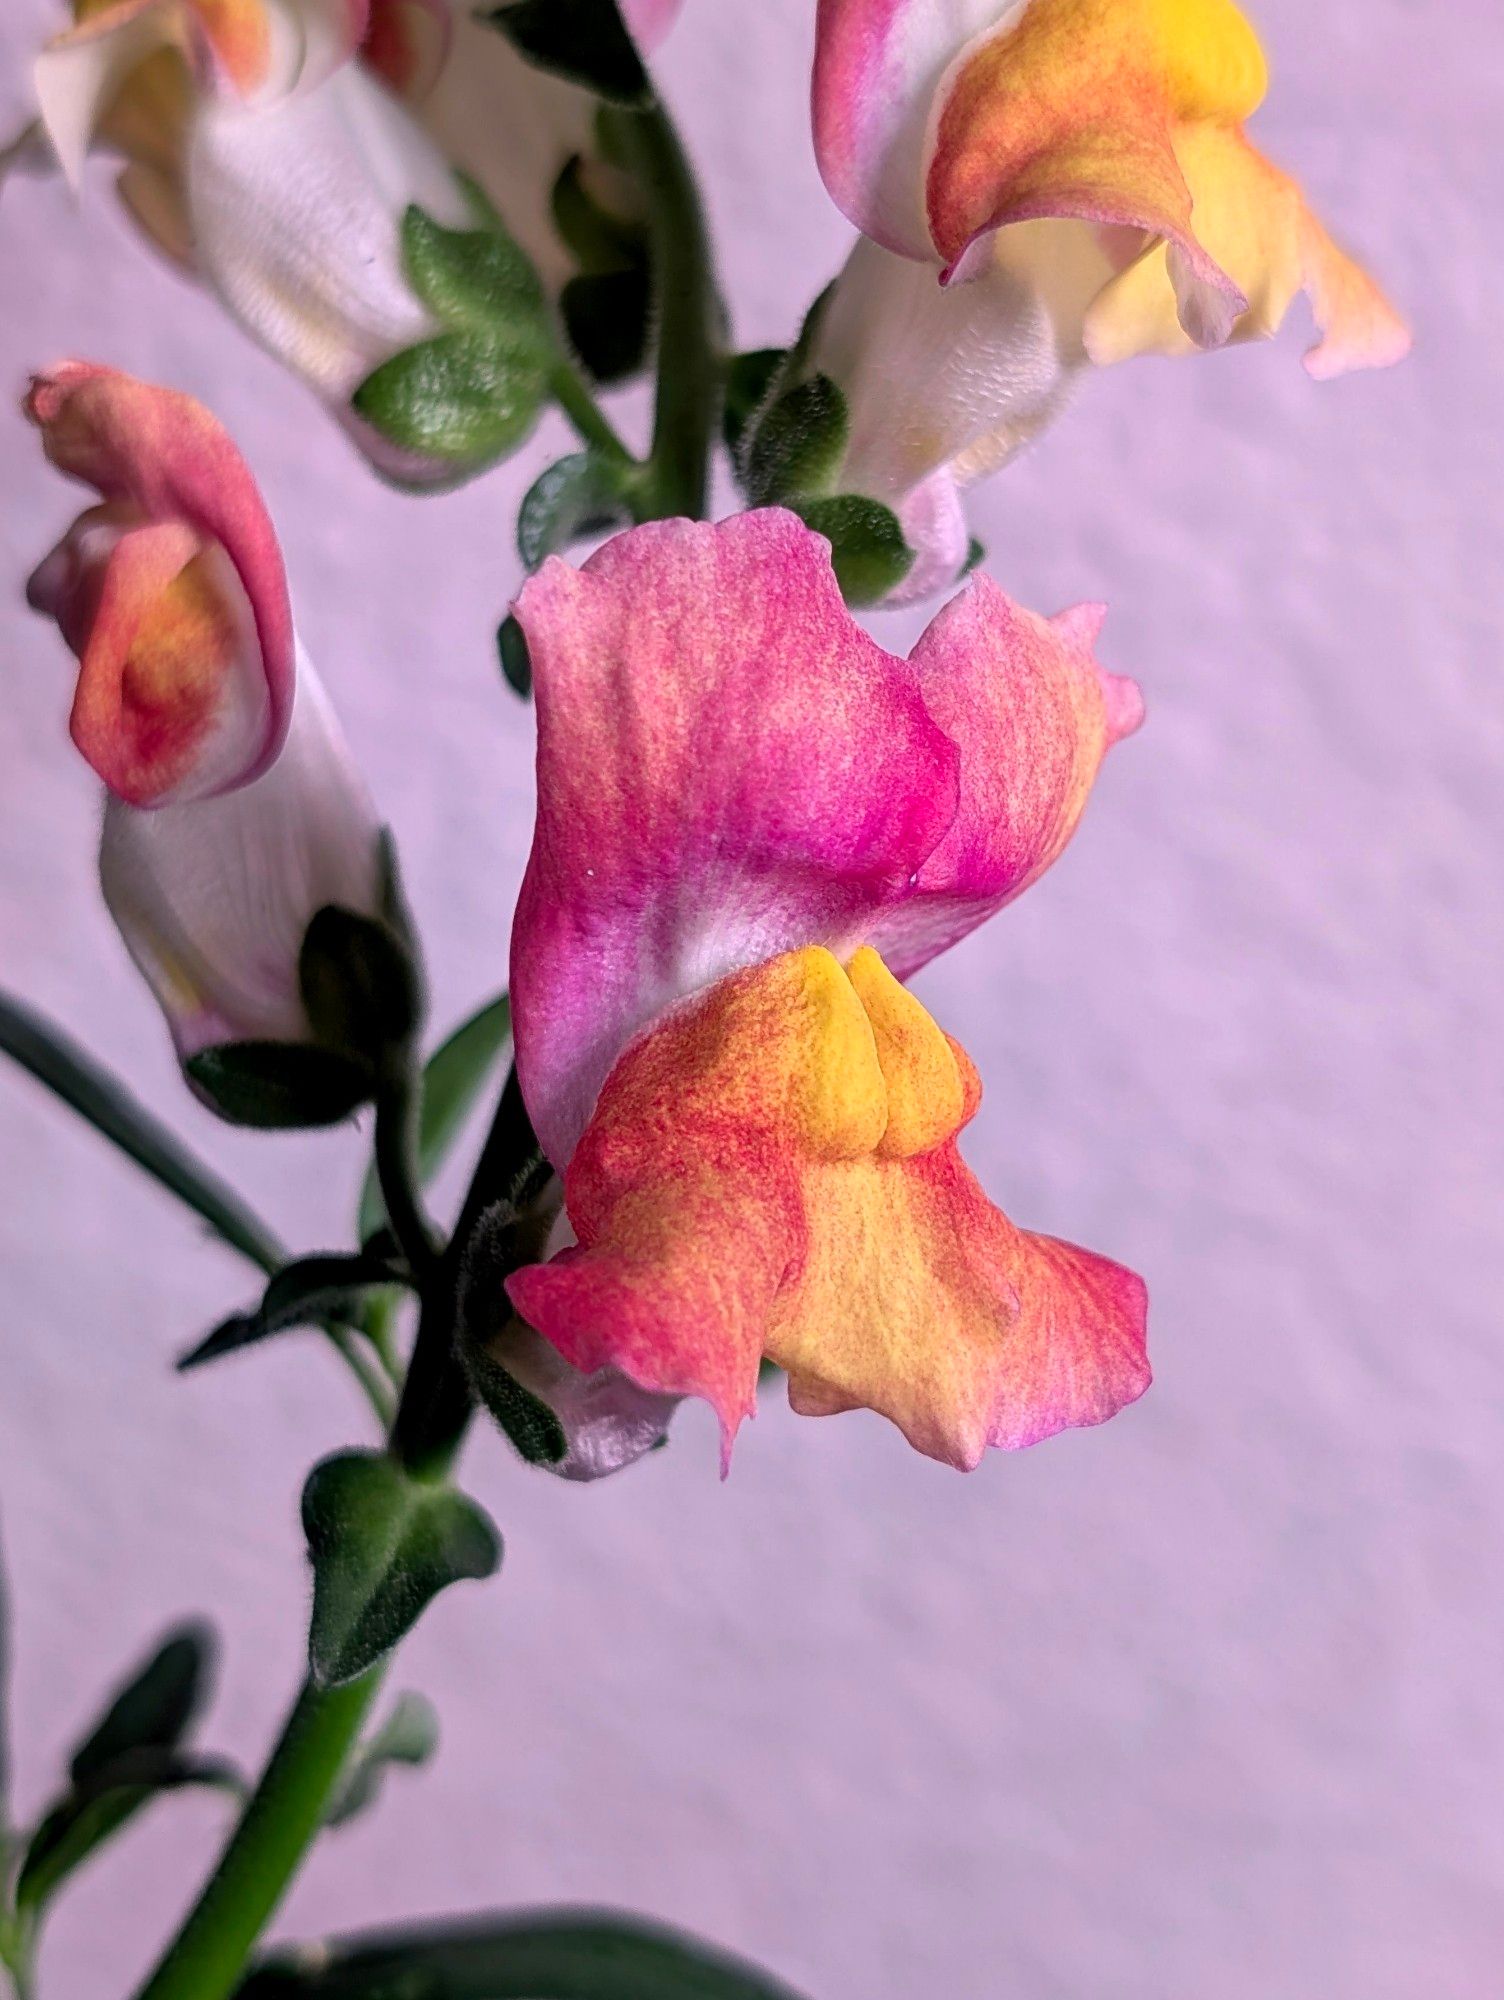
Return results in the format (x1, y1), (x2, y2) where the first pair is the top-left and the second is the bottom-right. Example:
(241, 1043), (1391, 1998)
(509, 509), (960, 1168)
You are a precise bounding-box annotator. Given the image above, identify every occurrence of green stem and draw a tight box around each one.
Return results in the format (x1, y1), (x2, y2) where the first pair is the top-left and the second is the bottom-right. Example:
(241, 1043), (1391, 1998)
(608, 99), (722, 520)
(130, 1670), (383, 2000)
(372, 1060), (443, 1286)
(547, 354), (634, 464)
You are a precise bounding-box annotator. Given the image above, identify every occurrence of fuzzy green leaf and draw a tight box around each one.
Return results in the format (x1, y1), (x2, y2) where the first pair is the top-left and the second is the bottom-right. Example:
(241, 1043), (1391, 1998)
(794, 494), (915, 608)
(402, 202), (546, 333)
(302, 1453), (501, 1688)
(353, 333), (549, 465)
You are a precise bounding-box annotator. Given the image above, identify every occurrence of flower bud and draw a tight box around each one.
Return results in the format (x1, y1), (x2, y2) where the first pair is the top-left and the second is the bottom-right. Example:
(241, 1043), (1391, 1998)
(25, 361), (384, 1059)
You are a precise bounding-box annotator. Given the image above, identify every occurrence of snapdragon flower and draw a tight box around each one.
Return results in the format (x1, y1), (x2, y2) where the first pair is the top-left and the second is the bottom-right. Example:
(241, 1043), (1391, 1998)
(482, 510), (1150, 1475)
(24, 361), (383, 1060)
(803, 0), (1411, 597)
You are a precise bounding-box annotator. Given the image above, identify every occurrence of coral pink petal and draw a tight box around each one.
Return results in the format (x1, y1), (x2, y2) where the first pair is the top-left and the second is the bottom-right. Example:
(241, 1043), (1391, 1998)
(24, 363), (293, 790)
(868, 575), (1141, 979)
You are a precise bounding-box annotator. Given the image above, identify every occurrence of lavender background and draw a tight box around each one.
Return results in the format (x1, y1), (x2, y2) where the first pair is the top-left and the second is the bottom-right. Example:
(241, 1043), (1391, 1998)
(1, 3), (1499, 1995)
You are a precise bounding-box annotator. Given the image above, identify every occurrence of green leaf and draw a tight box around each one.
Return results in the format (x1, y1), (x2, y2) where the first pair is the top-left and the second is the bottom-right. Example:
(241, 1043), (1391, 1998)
(16, 1750), (241, 1914)
(178, 1253), (405, 1374)
(497, 614), (533, 698)
(68, 1623), (212, 1785)
(402, 201), (547, 333)
(485, 0), (651, 105)
(560, 265), (652, 384)
(15, 1622), (237, 1915)
(794, 494), (915, 608)
(302, 1453), (501, 1688)
(239, 1911), (812, 1998)
(324, 1692), (439, 1829)
(358, 995), (512, 1244)
(353, 333), (549, 466)
(0, 988), (282, 1272)
(186, 1043), (375, 1131)
(299, 905), (424, 1068)
(518, 453), (635, 570)
(745, 375), (849, 506)
(723, 347), (787, 459)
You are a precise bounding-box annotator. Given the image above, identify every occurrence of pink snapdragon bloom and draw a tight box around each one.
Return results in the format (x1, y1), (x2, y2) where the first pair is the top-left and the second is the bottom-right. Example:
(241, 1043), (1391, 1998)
(488, 510), (1149, 1477)
(805, 0), (1410, 598)
(24, 362), (382, 1058)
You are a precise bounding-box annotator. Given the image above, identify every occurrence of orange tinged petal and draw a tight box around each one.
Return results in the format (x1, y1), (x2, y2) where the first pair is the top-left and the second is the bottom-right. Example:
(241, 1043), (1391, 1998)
(509, 946), (1149, 1472)
(1083, 122), (1410, 374)
(926, 0), (1266, 343)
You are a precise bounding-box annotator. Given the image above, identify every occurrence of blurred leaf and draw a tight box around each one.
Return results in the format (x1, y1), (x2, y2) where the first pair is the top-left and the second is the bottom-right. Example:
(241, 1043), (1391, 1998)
(723, 348), (787, 459)
(497, 614), (533, 698)
(518, 453), (635, 570)
(561, 266), (652, 384)
(68, 1624), (212, 1786)
(550, 155), (645, 273)
(402, 200), (547, 334)
(353, 333), (549, 467)
(178, 1252), (406, 1374)
(300, 906), (424, 1068)
(17, 1749), (241, 1914)
(485, 0), (651, 105)
(793, 495), (914, 608)
(303, 1453), (501, 1689)
(240, 1910), (811, 1997)
(186, 1043), (375, 1131)
(0, 989), (281, 1272)
(358, 996), (512, 1244)
(324, 1693), (439, 1829)
(745, 375), (848, 507)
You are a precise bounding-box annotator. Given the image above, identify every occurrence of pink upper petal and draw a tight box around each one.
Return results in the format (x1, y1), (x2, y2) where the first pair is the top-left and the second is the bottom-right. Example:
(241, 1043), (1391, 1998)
(510, 510), (961, 1169)
(24, 363), (294, 796)
(867, 578), (1143, 979)
(813, 0), (1004, 260)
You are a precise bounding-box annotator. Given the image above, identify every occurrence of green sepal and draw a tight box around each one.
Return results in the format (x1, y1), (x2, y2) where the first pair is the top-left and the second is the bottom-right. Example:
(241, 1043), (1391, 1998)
(723, 348), (787, 459)
(963, 535), (986, 577)
(497, 614), (533, 698)
(353, 331), (549, 467)
(484, 0), (651, 106)
(745, 374), (849, 506)
(299, 904), (423, 1069)
(794, 494), (915, 608)
(323, 1692), (438, 1830)
(358, 995), (512, 1244)
(454, 1200), (568, 1467)
(237, 1910), (813, 1998)
(402, 197), (547, 335)
(302, 1452), (502, 1688)
(518, 452), (636, 570)
(186, 1042), (375, 1131)
(177, 1252), (406, 1374)
(561, 265), (652, 384)
(462, 1340), (568, 1468)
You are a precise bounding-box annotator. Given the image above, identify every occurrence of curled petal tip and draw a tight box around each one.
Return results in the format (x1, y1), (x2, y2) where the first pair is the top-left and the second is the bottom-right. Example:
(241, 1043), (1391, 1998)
(1101, 671), (1145, 746)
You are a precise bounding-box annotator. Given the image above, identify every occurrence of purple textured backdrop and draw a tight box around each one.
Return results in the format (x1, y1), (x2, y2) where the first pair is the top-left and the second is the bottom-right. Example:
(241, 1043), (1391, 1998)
(1, 4), (1499, 1996)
